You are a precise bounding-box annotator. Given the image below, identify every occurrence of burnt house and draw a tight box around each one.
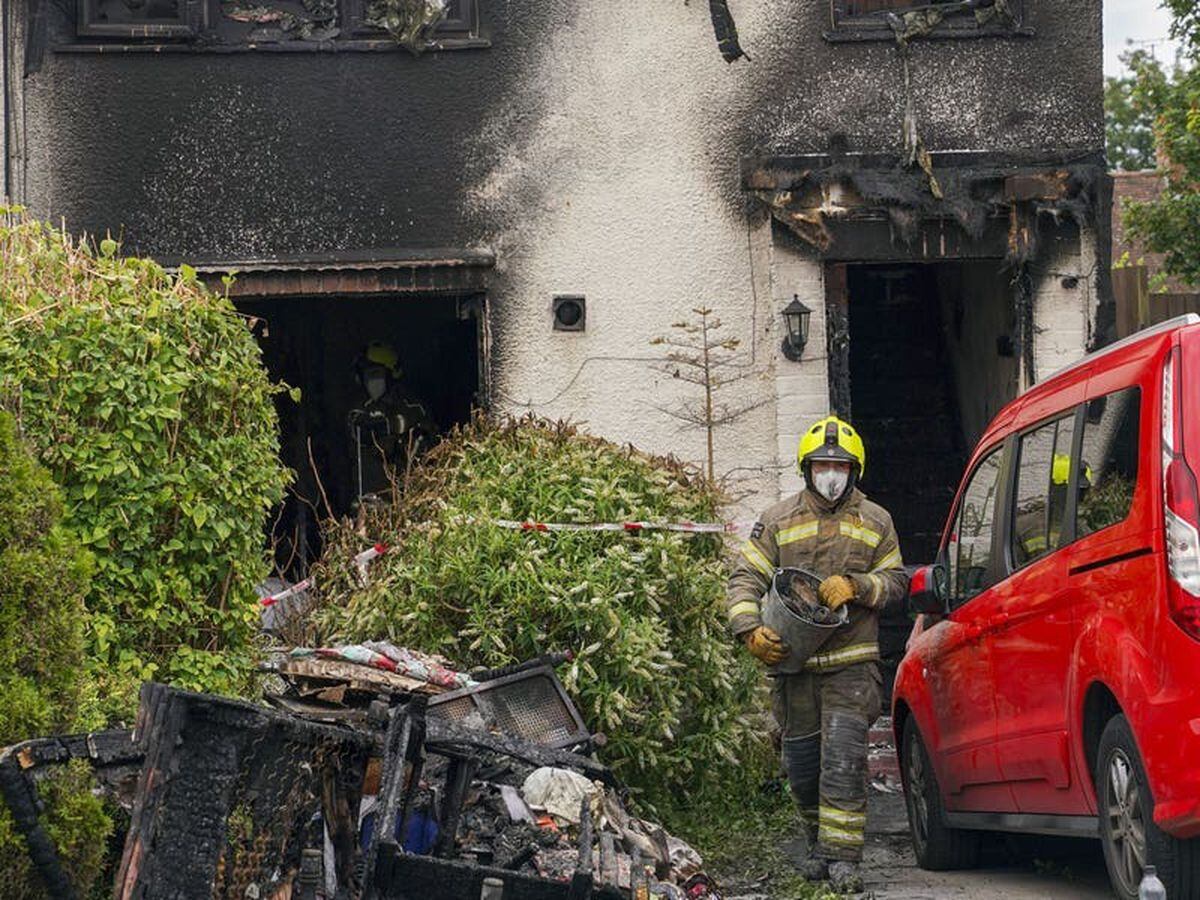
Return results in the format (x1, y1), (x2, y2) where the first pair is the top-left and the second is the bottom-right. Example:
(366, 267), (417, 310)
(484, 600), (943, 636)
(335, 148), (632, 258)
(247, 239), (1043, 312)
(1, 0), (1108, 569)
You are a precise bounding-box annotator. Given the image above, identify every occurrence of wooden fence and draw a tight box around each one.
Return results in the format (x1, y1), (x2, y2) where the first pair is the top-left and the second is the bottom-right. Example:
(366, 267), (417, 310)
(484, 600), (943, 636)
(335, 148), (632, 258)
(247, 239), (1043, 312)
(1112, 265), (1200, 339)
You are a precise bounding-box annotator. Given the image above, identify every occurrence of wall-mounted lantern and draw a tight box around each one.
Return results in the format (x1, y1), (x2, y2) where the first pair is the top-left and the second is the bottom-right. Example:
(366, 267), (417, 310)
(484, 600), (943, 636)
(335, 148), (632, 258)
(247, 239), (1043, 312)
(781, 296), (812, 362)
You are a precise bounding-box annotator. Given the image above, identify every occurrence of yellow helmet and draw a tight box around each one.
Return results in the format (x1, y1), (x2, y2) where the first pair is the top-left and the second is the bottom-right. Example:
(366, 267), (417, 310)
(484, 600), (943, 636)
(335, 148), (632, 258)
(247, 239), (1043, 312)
(798, 415), (866, 477)
(364, 341), (401, 378)
(1052, 453), (1093, 487)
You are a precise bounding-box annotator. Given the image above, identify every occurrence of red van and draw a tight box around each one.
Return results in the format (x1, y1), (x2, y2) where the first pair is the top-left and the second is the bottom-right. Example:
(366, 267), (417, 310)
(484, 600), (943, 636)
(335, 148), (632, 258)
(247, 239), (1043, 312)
(893, 314), (1200, 899)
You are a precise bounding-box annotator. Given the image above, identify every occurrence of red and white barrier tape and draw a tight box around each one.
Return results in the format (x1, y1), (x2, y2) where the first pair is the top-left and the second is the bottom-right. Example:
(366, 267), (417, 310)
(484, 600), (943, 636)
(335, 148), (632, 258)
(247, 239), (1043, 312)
(259, 516), (753, 608)
(353, 541), (389, 569)
(491, 518), (754, 535)
(260, 542), (389, 607)
(260, 577), (315, 608)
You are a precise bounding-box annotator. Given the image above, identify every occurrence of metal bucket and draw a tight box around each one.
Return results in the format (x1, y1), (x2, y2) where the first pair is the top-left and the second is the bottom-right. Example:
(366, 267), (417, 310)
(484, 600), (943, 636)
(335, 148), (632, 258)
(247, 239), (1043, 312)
(760, 567), (848, 675)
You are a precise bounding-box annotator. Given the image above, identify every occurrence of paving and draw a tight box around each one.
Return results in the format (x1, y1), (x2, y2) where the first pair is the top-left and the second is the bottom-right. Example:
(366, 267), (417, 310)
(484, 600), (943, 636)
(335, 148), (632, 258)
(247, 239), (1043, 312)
(858, 720), (1114, 900)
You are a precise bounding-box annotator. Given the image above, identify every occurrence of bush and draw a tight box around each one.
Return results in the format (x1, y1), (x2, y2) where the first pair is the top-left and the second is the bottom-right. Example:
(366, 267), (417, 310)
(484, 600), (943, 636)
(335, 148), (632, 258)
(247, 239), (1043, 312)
(0, 411), (111, 897)
(0, 211), (290, 710)
(312, 416), (767, 809)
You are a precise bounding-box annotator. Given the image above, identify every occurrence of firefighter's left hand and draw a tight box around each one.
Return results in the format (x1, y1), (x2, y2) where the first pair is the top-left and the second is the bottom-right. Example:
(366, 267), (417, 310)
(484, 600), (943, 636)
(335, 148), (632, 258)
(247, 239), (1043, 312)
(819, 575), (856, 611)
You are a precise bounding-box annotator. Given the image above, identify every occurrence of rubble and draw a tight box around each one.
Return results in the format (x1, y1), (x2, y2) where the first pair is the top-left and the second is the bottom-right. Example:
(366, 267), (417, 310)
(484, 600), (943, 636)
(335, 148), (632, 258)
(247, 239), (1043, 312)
(3, 644), (723, 899)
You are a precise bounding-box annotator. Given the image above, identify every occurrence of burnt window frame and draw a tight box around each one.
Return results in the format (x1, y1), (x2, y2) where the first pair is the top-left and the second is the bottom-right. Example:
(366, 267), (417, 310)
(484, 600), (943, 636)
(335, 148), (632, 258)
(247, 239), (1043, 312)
(826, 0), (1030, 42)
(73, 0), (482, 46)
(343, 0), (478, 40)
(77, 0), (207, 38)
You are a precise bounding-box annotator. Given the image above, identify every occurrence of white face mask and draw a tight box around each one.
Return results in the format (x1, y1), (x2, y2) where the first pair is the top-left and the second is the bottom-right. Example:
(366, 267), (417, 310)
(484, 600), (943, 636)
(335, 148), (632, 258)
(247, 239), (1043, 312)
(812, 468), (850, 503)
(365, 374), (387, 401)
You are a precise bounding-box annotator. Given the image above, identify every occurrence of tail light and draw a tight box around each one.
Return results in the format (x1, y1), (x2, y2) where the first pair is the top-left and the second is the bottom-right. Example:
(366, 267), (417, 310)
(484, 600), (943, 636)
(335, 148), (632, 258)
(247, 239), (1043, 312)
(1163, 347), (1200, 639)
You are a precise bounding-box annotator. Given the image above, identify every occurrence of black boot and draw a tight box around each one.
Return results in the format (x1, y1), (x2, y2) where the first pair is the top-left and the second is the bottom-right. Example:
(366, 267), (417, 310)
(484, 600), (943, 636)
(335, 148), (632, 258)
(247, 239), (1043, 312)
(799, 855), (829, 883)
(828, 860), (863, 893)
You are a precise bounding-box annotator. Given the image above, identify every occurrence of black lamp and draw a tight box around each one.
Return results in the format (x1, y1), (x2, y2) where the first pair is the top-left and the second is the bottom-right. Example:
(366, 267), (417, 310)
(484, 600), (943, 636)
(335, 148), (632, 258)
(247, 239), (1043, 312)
(781, 296), (812, 362)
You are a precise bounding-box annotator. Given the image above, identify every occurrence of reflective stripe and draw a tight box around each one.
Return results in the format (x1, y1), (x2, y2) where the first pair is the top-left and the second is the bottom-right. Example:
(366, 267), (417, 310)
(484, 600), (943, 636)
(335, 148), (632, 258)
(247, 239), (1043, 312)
(866, 573), (882, 606)
(728, 600), (760, 621)
(777, 521), (819, 545)
(840, 521), (882, 548)
(820, 823), (866, 846)
(741, 541), (774, 577)
(872, 547), (902, 572)
(803, 642), (880, 670)
(819, 806), (866, 827)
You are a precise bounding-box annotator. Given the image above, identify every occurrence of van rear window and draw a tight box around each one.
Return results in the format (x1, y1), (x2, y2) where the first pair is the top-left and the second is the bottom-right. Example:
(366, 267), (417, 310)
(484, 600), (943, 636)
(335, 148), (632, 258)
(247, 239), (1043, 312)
(1077, 388), (1141, 538)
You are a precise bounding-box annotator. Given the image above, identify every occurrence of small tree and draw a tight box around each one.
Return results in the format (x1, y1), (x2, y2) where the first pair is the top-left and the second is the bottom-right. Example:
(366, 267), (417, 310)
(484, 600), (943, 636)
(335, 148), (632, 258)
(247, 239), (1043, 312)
(0, 411), (111, 898)
(650, 307), (761, 482)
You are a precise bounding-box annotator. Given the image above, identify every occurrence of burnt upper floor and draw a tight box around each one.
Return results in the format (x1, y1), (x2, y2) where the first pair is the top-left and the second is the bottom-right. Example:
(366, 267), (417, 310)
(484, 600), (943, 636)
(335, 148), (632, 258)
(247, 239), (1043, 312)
(2, 0), (1104, 260)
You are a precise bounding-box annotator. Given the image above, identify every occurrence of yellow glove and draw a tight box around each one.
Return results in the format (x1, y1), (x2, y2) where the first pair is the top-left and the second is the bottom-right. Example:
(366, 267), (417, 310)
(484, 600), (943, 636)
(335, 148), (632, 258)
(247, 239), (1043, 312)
(819, 575), (856, 611)
(744, 625), (790, 666)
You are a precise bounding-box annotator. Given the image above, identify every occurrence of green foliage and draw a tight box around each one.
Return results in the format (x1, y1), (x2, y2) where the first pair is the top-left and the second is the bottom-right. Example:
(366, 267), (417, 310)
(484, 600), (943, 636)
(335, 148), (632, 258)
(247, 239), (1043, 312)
(312, 416), (768, 809)
(0, 411), (92, 739)
(1165, 0), (1200, 56)
(1106, 64), (1159, 171)
(1121, 37), (1200, 286)
(0, 211), (290, 713)
(0, 763), (113, 900)
(0, 412), (111, 897)
(661, 786), (845, 900)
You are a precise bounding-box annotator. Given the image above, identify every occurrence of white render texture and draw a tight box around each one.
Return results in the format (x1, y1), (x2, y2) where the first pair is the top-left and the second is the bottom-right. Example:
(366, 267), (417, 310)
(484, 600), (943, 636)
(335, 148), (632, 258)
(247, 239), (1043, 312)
(469, 2), (783, 515)
(462, 1), (1101, 515)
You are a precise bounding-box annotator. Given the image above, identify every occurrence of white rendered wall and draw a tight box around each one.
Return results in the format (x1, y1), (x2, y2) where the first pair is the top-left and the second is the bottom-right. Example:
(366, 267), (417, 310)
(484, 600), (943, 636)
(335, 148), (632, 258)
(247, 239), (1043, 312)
(767, 231), (830, 500)
(468, 2), (782, 515)
(1031, 226), (1100, 384)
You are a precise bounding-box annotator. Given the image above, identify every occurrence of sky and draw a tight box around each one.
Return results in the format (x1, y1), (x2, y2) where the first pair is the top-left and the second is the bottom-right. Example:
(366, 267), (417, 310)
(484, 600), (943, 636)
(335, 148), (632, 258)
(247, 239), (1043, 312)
(1105, 0), (1180, 76)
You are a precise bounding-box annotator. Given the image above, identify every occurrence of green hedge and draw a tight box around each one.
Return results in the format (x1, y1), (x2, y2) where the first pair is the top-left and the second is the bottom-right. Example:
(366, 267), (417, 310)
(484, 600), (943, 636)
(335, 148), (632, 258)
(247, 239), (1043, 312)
(312, 417), (769, 809)
(0, 212), (290, 712)
(0, 411), (110, 897)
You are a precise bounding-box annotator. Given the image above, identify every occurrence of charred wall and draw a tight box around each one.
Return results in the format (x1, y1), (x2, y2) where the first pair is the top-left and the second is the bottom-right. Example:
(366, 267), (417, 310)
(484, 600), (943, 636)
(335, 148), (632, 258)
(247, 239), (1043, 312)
(5, 0), (1106, 509)
(10, 1), (1104, 259)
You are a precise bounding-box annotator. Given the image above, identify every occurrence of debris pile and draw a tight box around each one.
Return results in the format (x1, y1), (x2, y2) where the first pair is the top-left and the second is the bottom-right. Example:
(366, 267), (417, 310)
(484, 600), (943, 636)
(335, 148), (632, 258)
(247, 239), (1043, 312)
(272, 642), (723, 898)
(4, 642), (726, 898)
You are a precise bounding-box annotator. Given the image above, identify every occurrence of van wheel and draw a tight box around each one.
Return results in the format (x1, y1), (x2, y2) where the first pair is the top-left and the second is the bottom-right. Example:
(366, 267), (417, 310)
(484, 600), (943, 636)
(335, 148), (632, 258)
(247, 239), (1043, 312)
(901, 717), (980, 870)
(1098, 715), (1200, 899)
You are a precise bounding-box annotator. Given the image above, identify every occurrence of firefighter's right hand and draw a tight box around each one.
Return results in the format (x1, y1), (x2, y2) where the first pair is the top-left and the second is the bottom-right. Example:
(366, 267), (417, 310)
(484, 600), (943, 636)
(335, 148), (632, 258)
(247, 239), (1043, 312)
(744, 626), (789, 666)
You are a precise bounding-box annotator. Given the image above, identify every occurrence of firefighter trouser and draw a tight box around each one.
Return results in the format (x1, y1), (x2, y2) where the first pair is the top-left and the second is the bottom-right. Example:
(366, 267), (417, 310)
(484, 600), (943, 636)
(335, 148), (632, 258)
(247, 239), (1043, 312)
(771, 662), (881, 862)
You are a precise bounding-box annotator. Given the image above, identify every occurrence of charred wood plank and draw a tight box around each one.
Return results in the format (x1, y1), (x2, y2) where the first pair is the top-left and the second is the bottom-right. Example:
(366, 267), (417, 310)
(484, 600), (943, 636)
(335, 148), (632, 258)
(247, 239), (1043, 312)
(422, 719), (615, 786)
(433, 753), (478, 858)
(0, 745), (77, 900)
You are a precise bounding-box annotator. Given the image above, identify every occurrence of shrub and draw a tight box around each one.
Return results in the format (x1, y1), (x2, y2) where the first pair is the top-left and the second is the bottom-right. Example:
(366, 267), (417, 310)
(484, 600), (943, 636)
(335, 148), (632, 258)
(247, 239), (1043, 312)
(0, 411), (111, 897)
(312, 416), (767, 809)
(0, 211), (290, 711)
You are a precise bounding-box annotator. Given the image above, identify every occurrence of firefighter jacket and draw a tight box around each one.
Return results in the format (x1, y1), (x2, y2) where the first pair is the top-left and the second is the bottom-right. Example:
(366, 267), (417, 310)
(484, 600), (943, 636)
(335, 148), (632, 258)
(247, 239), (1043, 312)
(726, 487), (907, 672)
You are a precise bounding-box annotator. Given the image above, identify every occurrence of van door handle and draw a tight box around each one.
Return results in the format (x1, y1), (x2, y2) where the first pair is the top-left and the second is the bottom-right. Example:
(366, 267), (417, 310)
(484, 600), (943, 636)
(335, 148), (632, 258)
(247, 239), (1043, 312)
(989, 613), (1010, 628)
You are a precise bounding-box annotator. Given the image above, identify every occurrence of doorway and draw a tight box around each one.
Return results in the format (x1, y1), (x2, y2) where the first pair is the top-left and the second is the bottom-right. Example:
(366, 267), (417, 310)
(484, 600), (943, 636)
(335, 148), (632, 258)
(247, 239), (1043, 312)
(236, 292), (483, 574)
(828, 260), (1021, 690)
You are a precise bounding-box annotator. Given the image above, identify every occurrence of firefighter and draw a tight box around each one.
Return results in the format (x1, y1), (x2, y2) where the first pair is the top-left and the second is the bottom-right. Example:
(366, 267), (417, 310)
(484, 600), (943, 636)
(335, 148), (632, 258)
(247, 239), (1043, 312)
(347, 341), (436, 503)
(726, 416), (908, 892)
(1014, 453), (1093, 566)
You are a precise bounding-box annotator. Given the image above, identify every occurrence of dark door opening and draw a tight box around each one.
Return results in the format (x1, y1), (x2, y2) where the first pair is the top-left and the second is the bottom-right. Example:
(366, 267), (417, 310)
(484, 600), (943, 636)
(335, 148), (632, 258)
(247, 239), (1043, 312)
(846, 265), (969, 565)
(237, 293), (483, 575)
(830, 261), (1020, 692)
